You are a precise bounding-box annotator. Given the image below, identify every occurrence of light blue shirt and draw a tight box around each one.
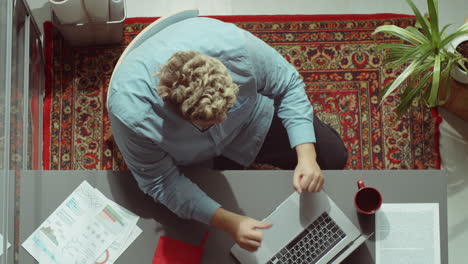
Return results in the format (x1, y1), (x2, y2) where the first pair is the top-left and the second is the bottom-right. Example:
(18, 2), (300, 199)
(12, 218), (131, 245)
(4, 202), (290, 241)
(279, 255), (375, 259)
(108, 17), (315, 225)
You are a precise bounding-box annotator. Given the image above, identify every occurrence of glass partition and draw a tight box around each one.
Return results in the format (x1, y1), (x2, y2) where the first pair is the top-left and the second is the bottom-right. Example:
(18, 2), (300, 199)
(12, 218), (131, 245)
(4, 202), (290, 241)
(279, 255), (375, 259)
(1, 0), (44, 263)
(0, 0), (14, 263)
(11, 0), (28, 173)
(28, 21), (44, 171)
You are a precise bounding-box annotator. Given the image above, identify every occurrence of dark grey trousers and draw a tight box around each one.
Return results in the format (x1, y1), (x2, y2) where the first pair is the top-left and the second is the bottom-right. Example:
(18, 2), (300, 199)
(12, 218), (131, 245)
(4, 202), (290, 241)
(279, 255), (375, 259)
(213, 113), (348, 170)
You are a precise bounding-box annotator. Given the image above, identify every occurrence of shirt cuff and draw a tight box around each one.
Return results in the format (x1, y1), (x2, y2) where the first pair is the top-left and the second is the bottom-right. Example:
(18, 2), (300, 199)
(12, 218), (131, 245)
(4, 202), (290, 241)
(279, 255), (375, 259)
(287, 122), (316, 148)
(192, 195), (222, 225)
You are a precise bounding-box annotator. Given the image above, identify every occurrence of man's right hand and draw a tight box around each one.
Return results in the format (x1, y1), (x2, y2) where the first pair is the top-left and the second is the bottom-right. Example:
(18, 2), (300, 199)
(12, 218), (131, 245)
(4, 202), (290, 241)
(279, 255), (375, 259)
(232, 215), (273, 251)
(210, 208), (273, 252)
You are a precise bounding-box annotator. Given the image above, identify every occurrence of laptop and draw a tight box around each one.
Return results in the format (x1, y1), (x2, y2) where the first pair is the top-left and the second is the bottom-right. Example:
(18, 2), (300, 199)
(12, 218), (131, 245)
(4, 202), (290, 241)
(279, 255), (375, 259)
(231, 190), (371, 264)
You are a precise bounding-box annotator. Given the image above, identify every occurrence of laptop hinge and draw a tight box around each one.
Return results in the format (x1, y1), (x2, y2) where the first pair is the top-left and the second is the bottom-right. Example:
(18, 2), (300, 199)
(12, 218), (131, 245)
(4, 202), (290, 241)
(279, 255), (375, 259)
(327, 233), (374, 264)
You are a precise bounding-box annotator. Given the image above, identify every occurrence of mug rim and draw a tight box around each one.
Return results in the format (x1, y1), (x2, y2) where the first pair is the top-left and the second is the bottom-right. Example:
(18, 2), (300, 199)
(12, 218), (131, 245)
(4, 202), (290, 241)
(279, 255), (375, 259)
(354, 186), (382, 214)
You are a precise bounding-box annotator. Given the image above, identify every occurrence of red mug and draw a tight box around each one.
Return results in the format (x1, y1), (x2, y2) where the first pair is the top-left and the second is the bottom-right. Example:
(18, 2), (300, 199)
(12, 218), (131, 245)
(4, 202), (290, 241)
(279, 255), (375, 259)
(354, 179), (382, 214)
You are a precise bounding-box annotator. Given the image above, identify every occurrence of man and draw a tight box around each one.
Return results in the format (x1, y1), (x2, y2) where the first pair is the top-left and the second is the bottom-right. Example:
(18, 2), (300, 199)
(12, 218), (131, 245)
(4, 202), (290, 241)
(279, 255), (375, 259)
(108, 17), (347, 252)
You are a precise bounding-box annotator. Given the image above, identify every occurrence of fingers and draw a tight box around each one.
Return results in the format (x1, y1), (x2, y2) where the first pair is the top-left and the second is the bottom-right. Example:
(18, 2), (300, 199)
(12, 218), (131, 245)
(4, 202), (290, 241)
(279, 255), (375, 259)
(246, 229), (262, 242)
(255, 221), (273, 229)
(300, 173), (313, 190)
(241, 239), (261, 252)
(241, 221), (272, 252)
(307, 178), (317, 192)
(316, 175), (324, 191)
(294, 159), (325, 193)
(307, 173), (324, 192)
(293, 172), (302, 193)
(247, 221), (272, 241)
(295, 171), (324, 193)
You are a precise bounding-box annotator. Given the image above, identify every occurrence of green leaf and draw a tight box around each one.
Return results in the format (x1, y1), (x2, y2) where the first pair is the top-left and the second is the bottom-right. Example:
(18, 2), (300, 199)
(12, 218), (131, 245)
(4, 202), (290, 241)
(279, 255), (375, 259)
(397, 62), (433, 98)
(376, 43), (416, 51)
(405, 0), (432, 37)
(438, 77), (451, 105)
(438, 59), (455, 104)
(401, 75), (420, 98)
(405, 26), (429, 43)
(440, 23), (468, 48)
(458, 59), (468, 72)
(380, 81), (394, 100)
(416, 60), (438, 75)
(404, 62), (433, 83)
(373, 25), (425, 45)
(427, 0), (440, 47)
(433, 0), (439, 14)
(428, 53), (441, 106)
(439, 24), (453, 38)
(379, 44), (418, 66)
(385, 48), (416, 59)
(379, 54), (429, 105)
(376, 0), (468, 115)
(388, 43), (431, 68)
(396, 72), (433, 117)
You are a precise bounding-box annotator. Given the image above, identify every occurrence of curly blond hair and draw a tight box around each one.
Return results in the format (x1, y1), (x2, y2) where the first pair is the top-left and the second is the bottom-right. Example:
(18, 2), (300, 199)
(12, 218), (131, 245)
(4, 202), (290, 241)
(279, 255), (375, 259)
(157, 51), (239, 122)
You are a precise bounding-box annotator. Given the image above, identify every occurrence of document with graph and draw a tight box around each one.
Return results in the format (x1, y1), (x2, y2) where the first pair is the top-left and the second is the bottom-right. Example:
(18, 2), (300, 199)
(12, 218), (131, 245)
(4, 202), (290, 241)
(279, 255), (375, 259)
(22, 181), (140, 264)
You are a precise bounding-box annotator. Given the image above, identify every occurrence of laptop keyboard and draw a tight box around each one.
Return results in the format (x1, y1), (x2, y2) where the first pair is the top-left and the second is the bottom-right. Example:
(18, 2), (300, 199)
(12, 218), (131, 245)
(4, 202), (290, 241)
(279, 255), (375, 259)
(267, 212), (346, 264)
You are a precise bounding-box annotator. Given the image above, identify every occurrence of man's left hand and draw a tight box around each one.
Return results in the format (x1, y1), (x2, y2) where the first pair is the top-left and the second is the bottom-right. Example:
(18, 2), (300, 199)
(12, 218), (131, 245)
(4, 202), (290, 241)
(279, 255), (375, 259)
(293, 143), (324, 193)
(293, 159), (324, 193)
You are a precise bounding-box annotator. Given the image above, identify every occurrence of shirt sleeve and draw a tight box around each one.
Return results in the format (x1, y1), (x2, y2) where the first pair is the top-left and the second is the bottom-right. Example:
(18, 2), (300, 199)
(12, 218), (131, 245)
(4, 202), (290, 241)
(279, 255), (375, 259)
(109, 113), (221, 225)
(242, 30), (316, 147)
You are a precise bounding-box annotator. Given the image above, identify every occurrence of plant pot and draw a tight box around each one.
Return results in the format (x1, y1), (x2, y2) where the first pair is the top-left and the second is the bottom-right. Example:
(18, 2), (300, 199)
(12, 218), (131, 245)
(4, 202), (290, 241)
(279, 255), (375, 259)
(448, 35), (468, 84)
(441, 35), (468, 120)
(441, 78), (468, 121)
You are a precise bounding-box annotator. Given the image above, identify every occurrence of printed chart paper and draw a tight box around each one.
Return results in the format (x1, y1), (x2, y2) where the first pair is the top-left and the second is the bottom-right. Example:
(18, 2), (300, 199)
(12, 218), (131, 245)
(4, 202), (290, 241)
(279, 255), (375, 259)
(95, 225), (142, 264)
(22, 181), (140, 264)
(376, 203), (440, 264)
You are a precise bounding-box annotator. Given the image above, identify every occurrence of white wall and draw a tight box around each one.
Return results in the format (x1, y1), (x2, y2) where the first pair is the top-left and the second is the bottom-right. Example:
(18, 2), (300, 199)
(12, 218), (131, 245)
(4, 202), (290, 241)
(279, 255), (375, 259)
(26, 0), (467, 36)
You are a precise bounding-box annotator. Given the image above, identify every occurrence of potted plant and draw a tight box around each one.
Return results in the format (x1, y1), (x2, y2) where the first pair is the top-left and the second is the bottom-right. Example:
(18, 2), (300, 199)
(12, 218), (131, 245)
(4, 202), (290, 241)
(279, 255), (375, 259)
(372, 0), (468, 119)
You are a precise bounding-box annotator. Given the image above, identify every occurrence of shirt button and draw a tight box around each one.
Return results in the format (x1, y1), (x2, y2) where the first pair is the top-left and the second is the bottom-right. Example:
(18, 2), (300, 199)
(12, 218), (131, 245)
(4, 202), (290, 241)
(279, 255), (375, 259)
(140, 168), (145, 172)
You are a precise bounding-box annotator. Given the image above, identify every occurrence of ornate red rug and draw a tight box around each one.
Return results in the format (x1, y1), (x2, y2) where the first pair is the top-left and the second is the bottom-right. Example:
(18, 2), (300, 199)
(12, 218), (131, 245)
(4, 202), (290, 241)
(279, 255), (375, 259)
(43, 14), (441, 170)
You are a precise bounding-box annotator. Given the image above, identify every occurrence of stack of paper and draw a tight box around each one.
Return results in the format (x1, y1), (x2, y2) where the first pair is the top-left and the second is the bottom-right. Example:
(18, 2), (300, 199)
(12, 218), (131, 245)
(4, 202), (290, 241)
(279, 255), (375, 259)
(22, 181), (142, 264)
(376, 203), (441, 264)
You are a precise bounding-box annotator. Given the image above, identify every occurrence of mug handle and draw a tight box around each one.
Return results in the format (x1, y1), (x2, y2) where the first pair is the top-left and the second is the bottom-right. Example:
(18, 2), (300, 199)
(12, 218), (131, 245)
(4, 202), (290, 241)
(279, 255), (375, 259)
(357, 179), (365, 189)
